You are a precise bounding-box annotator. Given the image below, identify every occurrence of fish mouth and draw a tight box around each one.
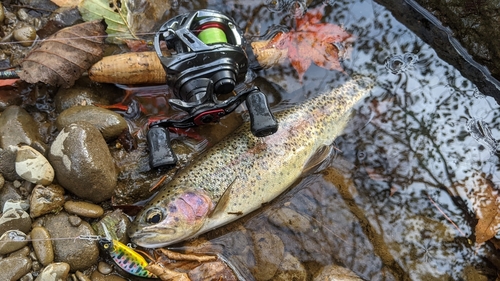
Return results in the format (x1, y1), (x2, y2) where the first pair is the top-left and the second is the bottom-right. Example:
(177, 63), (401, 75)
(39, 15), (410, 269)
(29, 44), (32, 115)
(129, 229), (177, 248)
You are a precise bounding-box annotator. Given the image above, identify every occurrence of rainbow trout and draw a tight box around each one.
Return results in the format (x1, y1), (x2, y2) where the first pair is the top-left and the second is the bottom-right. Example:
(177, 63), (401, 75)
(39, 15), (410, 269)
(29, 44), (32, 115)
(128, 77), (373, 247)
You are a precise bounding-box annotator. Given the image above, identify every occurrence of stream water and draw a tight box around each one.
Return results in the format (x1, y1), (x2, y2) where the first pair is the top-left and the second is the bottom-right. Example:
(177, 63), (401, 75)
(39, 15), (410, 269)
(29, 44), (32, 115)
(141, 0), (500, 280)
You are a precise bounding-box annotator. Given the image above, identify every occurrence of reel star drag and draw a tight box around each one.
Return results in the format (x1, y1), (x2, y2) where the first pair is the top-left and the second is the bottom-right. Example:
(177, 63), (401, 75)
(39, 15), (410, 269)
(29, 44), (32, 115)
(147, 9), (278, 168)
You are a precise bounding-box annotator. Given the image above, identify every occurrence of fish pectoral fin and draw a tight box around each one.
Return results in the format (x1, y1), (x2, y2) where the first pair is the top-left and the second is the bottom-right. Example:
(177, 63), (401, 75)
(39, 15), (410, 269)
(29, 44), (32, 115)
(208, 177), (237, 219)
(301, 145), (334, 177)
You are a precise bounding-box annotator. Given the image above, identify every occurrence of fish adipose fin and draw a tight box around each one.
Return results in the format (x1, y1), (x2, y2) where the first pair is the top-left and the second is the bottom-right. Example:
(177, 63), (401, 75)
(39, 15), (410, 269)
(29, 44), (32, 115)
(301, 145), (335, 177)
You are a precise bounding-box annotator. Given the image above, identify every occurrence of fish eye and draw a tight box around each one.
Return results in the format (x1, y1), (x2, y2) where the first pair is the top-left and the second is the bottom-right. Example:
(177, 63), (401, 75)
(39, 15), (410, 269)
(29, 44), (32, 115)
(145, 208), (163, 224)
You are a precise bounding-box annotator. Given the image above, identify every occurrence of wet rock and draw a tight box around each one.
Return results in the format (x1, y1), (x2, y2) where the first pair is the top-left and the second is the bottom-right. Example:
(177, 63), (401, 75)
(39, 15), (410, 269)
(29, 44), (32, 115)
(90, 271), (128, 281)
(10, 245), (31, 257)
(75, 270), (92, 281)
(35, 262), (70, 281)
(19, 273), (34, 281)
(56, 106), (128, 141)
(93, 209), (130, 242)
(0, 256), (32, 281)
(0, 230), (29, 255)
(31, 226), (54, 266)
(48, 121), (117, 203)
(15, 145), (54, 185)
(0, 106), (47, 181)
(41, 211), (99, 271)
(13, 24), (36, 47)
(0, 208), (31, 235)
(0, 182), (22, 209)
(272, 252), (307, 281)
(0, 148), (21, 181)
(64, 201), (104, 219)
(313, 264), (363, 281)
(0, 3), (4, 22)
(0, 105), (46, 153)
(54, 86), (110, 113)
(97, 262), (113, 275)
(250, 230), (285, 281)
(30, 184), (65, 218)
(268, 207), (312, 233)
(3, 198), (30, 213)
(68, 215), (82, 227)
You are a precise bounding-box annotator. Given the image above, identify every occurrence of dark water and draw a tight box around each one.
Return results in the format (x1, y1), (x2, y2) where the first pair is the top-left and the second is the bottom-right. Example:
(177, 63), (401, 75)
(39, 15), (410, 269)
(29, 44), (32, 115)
(125, 0), (500, 280)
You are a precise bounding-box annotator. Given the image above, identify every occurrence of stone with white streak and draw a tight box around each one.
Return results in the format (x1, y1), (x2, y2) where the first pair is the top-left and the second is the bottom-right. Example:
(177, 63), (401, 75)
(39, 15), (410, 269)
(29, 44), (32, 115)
(15, 145), (54, 186)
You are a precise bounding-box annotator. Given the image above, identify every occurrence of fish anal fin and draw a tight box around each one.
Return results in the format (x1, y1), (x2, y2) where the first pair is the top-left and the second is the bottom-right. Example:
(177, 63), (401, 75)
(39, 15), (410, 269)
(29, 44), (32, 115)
(301, 145), (334, 177)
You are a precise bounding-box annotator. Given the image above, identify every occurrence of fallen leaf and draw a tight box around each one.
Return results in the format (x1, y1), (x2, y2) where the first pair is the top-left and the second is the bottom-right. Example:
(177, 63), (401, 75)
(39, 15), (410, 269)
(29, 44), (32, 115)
(18, 20), (106, 88)
(471, 174), (500, 244)
(78, 0), (136, 44)
(0, 79), (19, 87)
(50, 0), (82, 7)
(270, 5), (353, 80)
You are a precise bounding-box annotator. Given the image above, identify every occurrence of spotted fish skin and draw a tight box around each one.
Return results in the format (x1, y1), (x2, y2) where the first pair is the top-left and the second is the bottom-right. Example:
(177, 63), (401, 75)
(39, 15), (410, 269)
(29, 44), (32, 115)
(100, 238), (156, 278)
(128, 77), (373, 248)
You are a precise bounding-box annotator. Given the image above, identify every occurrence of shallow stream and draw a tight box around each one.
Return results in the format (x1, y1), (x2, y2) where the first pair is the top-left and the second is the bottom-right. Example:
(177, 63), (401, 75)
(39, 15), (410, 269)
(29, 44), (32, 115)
(157, 0), (500, 280)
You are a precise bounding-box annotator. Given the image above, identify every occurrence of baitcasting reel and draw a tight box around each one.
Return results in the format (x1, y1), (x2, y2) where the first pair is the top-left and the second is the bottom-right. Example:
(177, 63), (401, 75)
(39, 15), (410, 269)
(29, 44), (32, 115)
(147, 9), (278, 168)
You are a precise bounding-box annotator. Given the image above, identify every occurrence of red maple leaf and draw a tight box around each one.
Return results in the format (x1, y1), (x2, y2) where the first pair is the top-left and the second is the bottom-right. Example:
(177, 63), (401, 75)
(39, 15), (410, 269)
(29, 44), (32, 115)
(269, 5), (354, 80)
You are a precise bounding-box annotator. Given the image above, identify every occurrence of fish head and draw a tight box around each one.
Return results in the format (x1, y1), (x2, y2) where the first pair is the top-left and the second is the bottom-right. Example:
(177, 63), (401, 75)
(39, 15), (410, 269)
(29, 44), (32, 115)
(128, 189), (213, 248)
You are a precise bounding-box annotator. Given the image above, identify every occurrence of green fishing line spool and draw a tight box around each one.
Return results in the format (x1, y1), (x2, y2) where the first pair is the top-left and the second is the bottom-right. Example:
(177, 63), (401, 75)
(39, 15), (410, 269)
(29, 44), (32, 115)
(197, 23), (228, 45)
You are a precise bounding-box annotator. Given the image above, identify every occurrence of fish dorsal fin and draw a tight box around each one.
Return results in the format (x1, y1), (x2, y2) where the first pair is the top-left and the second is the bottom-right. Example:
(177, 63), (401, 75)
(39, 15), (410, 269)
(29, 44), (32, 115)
(209, 177), (237, 219)
(301, 145), (334, 177)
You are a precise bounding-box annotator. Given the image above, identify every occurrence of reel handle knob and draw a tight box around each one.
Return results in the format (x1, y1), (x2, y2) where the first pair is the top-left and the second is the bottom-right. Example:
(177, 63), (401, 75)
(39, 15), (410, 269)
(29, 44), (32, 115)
(147, 126), (178, 168)
(246, 90), (278, 137)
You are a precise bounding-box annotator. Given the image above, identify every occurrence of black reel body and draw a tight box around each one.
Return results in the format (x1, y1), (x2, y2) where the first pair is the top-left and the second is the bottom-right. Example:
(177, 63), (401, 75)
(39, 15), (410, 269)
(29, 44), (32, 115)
(148, 9), (278, 168)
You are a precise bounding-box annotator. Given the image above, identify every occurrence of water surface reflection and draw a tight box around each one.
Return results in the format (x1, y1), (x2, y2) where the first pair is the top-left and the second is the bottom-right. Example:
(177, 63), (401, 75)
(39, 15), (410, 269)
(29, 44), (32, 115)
(146, 0), (500, 279)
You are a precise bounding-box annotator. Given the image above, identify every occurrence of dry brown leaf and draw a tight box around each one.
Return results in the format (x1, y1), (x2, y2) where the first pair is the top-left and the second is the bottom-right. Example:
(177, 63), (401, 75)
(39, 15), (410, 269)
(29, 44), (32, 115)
(19, 20), (106, 88)
(472, 174), (500, 244)
(145, 263), (191, 281)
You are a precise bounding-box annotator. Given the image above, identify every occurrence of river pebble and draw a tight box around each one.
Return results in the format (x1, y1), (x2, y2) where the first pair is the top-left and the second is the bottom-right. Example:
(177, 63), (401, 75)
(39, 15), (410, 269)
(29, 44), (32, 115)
(13, 24), (36, 47)
(0, 148), (20, 181)
(90, 271), (127, 281)
(75, 270), (92, 281)
(3, 198), (29, 212)
(97, 261), (113, 275)
(48, 121), (117, 203)
(0, 229), (28, 255)
(0, 3), (4, 22)
(0, 256), (32, 281)
(250, 230), (284, 281)
(40, 211), (99, 271)
(64, 201), (104, 218)
(31, 226), (55, 266)
(35, 262), (70, 281)
(30, 184), (65, 218)
(15, 145), (54, 185)
(0, 106), (47, 181)
(56, 106), (128, 141)
(313, 264), (363, 281)
(54, 86), (110, 113)
(272, 252), (307, 281)
(10, 245), (31, 257)
(93, 209), (130, 242)
(0, 208), (31, 235)
(0, 181), (22, 208)
(268, 207), (312, 233)
(0, 105), (46, 153)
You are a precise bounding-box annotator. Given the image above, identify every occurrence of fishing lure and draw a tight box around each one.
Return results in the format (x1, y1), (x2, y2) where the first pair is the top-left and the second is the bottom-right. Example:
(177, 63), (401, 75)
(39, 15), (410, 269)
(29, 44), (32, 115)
(98, 237), (156, 278)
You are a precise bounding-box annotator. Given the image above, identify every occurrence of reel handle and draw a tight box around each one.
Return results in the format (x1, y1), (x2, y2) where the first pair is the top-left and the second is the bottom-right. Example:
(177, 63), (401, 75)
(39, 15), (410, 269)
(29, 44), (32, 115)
(147, 126), (177, 168)
(246, 90), (278, 137)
